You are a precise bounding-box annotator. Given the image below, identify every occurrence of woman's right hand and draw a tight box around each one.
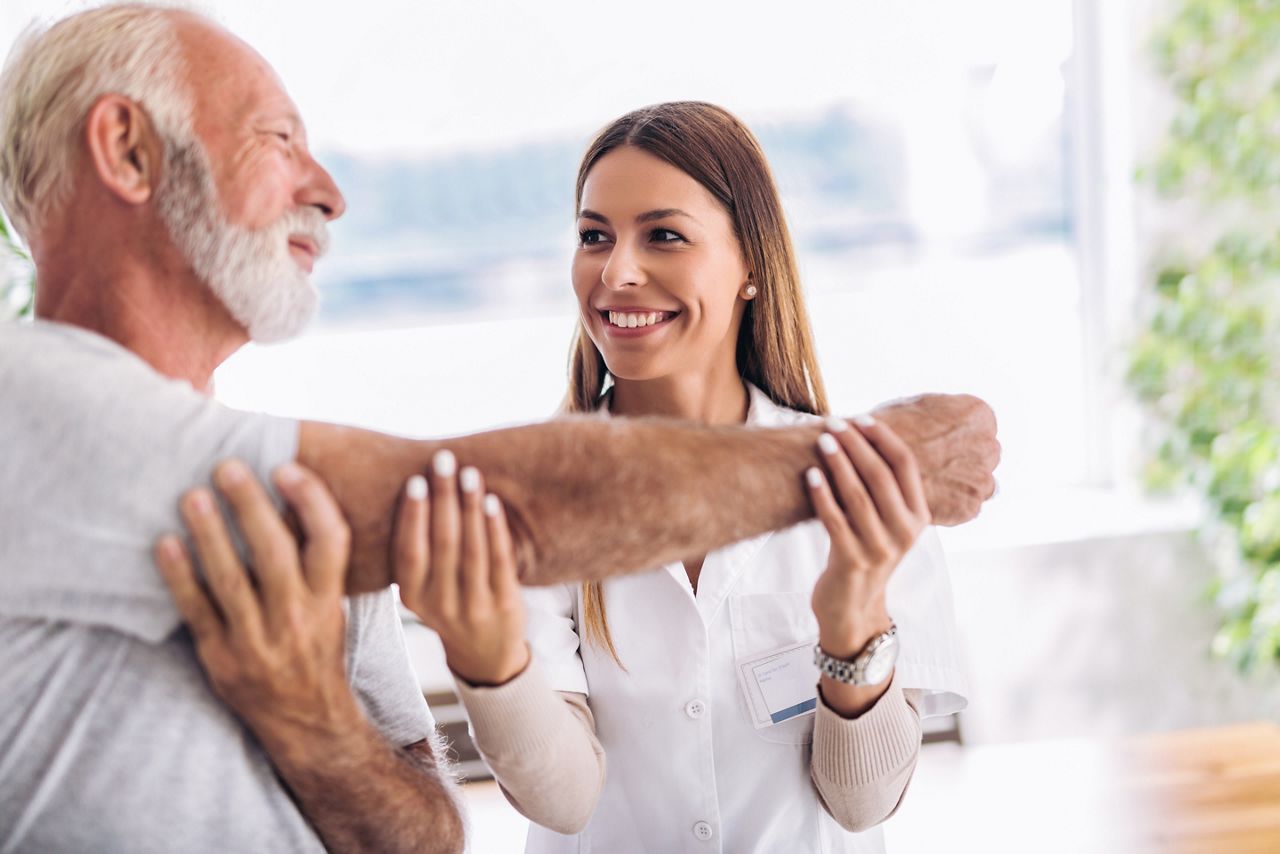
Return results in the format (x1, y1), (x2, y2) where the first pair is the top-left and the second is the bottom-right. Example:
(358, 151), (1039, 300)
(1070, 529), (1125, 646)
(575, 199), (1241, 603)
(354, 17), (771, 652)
(393, 450), (530, 686)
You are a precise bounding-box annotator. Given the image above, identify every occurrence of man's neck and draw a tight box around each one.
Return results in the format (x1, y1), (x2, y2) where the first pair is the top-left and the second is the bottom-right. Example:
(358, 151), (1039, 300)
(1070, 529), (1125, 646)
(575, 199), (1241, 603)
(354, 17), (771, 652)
(35, 244), (245, 393)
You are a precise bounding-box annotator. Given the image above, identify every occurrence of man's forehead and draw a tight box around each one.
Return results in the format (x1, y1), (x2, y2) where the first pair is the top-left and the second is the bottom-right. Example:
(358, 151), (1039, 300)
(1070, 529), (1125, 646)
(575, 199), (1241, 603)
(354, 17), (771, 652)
(170, 12), (299, 126)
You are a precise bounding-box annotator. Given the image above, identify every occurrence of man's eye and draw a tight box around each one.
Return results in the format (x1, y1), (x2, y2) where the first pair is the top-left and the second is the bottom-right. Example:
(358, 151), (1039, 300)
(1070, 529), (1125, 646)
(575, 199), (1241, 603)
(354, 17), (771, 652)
(651, 228), (684, 243)
(578, 229), (608, 246)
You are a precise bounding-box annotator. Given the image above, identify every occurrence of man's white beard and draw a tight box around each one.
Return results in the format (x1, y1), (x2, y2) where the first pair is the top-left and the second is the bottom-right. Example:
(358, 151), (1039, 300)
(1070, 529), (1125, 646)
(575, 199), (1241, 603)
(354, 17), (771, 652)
(157, 140), (329, 343)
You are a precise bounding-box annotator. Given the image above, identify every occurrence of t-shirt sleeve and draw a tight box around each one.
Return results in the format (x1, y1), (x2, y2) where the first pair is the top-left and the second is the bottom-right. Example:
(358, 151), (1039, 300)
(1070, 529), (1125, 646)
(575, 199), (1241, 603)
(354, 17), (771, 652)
(0, 322), (299, 644)
(886, 526), (971, 718)
(344, 589), (436, 748)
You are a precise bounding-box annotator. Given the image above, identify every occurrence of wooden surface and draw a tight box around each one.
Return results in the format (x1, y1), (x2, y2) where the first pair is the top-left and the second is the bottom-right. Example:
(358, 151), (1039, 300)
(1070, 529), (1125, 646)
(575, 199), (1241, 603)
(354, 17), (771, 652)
(884, 722), (1280, 854)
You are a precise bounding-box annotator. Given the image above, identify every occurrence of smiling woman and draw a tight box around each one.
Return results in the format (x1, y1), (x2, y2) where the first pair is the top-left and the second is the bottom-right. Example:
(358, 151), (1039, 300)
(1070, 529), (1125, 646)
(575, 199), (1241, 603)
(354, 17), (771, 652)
(432, 101), (969, 854)
(567, 104), (827, 421)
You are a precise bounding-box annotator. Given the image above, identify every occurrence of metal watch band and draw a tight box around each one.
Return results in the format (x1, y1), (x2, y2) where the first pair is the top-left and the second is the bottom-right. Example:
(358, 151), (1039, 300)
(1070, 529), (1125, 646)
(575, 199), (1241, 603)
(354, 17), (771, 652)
(813, 623), (898, 686)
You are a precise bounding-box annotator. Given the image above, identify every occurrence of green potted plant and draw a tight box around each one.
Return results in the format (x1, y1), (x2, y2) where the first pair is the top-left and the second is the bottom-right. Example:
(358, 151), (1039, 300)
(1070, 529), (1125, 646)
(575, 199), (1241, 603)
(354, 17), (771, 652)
(1, 214), (33, 320)
(1129, 0), (1280, 673)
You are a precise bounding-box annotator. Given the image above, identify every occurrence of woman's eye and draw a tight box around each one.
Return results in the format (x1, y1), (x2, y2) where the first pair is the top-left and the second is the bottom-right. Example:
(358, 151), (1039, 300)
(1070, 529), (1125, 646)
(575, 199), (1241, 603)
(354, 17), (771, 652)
(651, 228), (684, 243)
(578, 229), (608, 246)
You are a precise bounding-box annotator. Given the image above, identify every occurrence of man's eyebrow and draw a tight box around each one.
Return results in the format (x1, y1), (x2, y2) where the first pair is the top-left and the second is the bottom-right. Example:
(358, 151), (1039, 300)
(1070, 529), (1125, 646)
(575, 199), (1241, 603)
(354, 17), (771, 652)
(254, 110), (304, 134)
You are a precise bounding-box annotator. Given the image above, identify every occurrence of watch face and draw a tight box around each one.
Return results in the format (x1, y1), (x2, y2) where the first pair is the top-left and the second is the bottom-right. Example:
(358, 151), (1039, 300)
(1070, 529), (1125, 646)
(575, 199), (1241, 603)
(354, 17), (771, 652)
(862, 636), (899, 685)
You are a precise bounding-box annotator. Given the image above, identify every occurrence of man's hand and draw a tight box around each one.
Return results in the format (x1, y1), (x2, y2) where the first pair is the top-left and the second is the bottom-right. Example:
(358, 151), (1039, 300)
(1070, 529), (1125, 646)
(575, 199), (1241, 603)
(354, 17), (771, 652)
(873, 394), (999, 526)
(154, 459), (361, 757)
(155, 459), (465, 854)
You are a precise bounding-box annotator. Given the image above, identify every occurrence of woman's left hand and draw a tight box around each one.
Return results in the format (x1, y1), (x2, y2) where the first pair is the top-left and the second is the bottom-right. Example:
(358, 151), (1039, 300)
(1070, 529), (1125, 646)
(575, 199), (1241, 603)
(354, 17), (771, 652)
(807, 416), (931, 660)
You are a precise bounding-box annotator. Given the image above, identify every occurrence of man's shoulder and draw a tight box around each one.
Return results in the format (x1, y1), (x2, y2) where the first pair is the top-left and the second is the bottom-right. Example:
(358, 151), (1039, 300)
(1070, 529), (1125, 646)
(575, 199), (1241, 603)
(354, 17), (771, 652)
(0, 319), (168, 395)
(1, 318), (125, 356)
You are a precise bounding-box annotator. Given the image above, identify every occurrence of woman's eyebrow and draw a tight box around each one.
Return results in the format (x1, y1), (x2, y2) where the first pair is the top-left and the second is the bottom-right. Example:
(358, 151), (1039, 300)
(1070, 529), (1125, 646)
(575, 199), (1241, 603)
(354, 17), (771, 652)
(577, 208), (699, 224)
(637, 208), (695, 224)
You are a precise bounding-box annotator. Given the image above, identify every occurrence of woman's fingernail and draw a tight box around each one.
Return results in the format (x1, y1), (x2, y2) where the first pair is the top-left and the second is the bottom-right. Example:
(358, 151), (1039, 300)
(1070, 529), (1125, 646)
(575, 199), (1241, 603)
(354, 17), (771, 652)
(853, 413), (876, 428)
(157, 535), (182, 560)
(274, 462), (304, 488)
(217, 459), (247, 486)
(825, 416), (849, 433)
(484, 494), (501, 517)
(460, 467), (481, 493)
(187, 490), (213, 515)
(806, 467), (825, 488)
(433, 449), (457, 478)
(406, 475), (428, 501)
(817, 433), (840, 455)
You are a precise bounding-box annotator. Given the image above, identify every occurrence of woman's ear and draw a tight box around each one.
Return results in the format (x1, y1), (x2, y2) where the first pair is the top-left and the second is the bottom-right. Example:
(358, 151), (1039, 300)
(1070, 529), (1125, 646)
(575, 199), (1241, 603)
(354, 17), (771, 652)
(84, 94), (161, 207)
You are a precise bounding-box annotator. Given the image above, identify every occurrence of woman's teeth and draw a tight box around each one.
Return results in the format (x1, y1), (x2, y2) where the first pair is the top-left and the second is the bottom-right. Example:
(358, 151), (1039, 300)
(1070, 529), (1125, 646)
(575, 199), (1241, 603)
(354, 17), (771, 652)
(607, 310), (672, 328)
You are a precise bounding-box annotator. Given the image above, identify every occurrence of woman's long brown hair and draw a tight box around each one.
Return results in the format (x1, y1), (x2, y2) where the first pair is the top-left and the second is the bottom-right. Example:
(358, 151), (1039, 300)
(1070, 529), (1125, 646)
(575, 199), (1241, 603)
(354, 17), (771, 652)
(563, 102), (829, 665)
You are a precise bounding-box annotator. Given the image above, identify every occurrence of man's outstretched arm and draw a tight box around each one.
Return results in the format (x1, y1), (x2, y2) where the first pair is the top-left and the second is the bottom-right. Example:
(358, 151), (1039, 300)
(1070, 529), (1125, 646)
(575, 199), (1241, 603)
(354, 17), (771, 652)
(299, 393), (999, 592)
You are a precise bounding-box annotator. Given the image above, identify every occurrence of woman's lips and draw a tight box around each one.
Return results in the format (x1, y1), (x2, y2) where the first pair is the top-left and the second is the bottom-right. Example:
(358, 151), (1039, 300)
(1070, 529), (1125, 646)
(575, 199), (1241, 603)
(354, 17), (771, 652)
(599, 308), (679, 338)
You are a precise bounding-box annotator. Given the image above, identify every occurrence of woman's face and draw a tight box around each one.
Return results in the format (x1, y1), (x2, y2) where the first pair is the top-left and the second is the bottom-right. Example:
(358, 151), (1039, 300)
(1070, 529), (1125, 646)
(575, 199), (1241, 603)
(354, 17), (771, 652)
(573, 146), (751, 384)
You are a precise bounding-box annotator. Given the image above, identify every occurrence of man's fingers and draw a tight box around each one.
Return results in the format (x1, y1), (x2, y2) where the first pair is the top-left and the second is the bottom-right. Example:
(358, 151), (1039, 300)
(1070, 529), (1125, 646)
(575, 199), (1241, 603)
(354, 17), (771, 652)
(428, 450), (462, 612)
(484, 494), (520, 600)
(852, 417), (930, 521)
(394, 475), (431, 606)
(874, 393), (1000, 524)
(271, 462), (351, 599)
(458, 467), (491, 607)
(213, 459), (305, 613)
(179, 488), (263, 638)
(154, 534), (223, 642)
(804, 468), (864, 566)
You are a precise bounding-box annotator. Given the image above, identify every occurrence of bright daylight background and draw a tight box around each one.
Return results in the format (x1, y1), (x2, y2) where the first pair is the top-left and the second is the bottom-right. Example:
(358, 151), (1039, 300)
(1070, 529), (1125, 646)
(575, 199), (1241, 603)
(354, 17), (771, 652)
(4, 0), (1278, 852)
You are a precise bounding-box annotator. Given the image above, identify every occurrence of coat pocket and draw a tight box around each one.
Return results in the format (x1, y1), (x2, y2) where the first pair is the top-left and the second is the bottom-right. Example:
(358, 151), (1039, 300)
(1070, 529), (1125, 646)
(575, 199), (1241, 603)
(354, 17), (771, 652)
(729, 592), (820, 745)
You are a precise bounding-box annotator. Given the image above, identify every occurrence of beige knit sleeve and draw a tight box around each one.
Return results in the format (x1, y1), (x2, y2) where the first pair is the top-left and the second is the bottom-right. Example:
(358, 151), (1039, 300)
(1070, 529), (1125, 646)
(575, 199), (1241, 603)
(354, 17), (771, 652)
(452, 659), (605, 835)
(809, 676), (924, 833)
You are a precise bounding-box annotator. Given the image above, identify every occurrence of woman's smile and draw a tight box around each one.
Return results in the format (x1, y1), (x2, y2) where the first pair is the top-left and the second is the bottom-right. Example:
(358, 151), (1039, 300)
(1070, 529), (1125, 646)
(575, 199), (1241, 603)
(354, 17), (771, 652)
(598, 307), (681, 339)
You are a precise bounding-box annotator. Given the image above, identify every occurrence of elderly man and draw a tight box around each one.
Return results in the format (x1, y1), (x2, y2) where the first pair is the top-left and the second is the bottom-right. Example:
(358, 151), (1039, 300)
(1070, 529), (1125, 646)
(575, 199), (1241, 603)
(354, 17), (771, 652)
(0, 3), (999, 853)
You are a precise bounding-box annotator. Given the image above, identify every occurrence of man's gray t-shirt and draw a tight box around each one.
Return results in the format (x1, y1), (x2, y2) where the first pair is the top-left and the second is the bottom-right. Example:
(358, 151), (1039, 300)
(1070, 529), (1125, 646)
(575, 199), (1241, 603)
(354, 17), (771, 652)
(0, 321), (437, 852)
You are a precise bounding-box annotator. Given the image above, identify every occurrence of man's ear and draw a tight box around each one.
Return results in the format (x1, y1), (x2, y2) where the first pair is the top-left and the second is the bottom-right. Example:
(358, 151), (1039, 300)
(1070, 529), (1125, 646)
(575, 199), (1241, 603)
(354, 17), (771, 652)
(84, 94), (162, 206)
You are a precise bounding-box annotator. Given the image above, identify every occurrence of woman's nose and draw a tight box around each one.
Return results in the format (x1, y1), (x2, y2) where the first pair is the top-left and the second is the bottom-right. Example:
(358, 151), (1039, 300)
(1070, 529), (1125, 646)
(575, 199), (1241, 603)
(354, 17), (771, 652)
(600, 243), (645, 290)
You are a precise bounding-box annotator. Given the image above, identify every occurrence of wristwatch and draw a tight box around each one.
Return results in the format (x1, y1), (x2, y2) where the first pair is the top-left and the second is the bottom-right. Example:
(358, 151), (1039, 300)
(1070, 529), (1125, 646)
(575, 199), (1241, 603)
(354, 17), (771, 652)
(813, 624), (899, 687)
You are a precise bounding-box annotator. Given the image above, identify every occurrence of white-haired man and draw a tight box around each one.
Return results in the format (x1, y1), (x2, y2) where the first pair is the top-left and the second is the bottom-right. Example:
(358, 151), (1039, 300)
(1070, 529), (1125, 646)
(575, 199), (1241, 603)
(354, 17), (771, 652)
(0, 3), (999, 852)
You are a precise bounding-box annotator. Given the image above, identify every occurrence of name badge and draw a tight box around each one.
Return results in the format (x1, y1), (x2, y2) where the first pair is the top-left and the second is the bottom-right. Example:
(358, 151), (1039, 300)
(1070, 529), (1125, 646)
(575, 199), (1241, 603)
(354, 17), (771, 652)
(736, 640), (820, 729)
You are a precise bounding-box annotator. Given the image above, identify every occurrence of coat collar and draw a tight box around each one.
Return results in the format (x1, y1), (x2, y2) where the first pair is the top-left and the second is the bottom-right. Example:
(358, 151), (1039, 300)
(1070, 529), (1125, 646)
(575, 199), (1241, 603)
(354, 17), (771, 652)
(594, 381), (795, 624)
(596, 381), (793, 426)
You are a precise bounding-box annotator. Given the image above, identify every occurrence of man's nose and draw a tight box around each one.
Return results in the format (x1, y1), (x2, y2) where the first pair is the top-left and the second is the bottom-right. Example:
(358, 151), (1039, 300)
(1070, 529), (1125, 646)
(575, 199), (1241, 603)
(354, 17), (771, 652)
(297, 151), (346, 221)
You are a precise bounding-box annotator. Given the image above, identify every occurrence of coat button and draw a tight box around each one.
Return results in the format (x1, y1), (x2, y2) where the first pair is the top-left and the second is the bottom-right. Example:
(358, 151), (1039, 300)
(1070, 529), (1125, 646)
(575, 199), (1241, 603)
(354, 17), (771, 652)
(693, 820), (714, 841)
(684, 699), (706, 719)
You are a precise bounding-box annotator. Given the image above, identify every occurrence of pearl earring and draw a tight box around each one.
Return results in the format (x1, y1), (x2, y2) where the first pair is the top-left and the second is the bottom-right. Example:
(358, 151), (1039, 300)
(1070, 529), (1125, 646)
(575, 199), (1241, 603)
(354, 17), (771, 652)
(745, 285), (758, 297)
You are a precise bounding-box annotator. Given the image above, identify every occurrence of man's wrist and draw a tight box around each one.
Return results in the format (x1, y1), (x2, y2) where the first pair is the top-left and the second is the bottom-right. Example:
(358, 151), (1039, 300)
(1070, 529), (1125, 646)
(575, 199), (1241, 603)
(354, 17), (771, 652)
(249, 693), (370, 772)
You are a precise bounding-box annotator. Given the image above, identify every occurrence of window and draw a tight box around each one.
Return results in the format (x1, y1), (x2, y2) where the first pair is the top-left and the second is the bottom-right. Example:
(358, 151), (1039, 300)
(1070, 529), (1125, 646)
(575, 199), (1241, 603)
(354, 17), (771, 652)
(3, 0), (1089, 492)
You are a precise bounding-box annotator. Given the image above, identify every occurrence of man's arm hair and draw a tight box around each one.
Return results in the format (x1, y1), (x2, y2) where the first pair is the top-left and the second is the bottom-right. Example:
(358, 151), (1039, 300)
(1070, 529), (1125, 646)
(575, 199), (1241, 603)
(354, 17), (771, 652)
(298, 394), (999, 593)
(266, 728), (464, 854)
